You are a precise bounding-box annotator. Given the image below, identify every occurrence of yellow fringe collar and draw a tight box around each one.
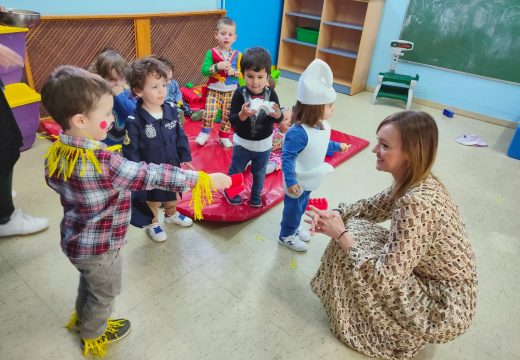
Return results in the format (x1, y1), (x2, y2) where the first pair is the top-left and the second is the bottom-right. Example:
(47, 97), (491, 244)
(44, 137), (121, 181)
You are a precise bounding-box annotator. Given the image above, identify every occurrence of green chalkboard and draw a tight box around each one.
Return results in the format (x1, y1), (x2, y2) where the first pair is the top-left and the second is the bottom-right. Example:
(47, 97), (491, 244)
(400, 0), (520, 84)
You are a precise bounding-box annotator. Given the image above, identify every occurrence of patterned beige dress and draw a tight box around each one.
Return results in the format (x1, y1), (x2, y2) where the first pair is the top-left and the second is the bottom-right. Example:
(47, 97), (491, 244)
(311, 175), (478, 359)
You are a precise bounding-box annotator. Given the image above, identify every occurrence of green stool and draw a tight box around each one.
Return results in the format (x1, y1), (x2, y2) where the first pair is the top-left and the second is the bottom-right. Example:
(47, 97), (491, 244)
(372, 72), (419, 110)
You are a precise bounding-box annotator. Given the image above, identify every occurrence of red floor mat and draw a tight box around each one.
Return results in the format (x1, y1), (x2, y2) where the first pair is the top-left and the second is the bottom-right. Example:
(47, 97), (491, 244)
(177, 120), (369, 222)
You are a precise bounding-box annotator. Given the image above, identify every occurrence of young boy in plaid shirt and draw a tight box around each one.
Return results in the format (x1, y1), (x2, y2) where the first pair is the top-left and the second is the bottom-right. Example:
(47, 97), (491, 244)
(41, 66), (230, 357)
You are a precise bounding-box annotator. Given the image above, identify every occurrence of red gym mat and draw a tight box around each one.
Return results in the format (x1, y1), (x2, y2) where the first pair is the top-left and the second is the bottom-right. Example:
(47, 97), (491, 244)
(177, 120), (369, 222)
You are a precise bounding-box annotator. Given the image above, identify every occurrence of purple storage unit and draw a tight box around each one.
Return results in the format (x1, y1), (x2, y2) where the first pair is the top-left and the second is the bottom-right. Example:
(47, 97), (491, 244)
(11, 101), (40, 151)
(4, 83), (41, 151)
(0, 26), (27, 85)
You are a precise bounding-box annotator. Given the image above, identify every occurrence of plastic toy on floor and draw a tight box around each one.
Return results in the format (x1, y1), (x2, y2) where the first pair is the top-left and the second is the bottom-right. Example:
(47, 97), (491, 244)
(372, 40), (419, 110)
(180, 84), (207, 111)
(306, 198), (328, 211)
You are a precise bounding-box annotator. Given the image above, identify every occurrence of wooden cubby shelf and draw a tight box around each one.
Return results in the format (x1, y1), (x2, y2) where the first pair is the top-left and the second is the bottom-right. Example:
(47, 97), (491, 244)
(278, 0), (385, 95)
(286, 12), (321, 21)
(322, 20), (363, 31)
(283, 38), (318, 48)
(319, 48), (358, 59)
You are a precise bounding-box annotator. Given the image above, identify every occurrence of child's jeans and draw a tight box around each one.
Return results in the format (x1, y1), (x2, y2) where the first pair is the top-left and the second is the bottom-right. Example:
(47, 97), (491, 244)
(69, 249), (123, 339)
(280, 190), (311, 238)
(228, 145), (270, 201)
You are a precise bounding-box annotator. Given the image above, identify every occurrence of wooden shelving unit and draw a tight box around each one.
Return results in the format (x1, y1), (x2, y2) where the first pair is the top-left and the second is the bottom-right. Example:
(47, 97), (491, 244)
(277, 0), (385, 95)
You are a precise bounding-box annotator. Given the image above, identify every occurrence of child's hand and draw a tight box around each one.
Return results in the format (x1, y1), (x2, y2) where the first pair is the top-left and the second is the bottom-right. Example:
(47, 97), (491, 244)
(279, 108), (292, 133)
(209, 173), (232, 190)
(287, 184), (302, 197)
(226, 68), (237, 77)
(111, 84), (125, 96)
(269, 103), (282, 119)
(340, 143), (351, 152)
(217, 61), (231, 71)
(239, 102), (256, 121)
(181, 162), (194, 170)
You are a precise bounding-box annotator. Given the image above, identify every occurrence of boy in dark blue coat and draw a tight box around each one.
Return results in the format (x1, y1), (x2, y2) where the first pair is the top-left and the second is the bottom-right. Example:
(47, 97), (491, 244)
(123, 57), (194, 242)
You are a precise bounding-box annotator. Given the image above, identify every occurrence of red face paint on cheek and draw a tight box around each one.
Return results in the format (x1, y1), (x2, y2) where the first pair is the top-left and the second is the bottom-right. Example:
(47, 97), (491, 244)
(99, 120), (108, 129)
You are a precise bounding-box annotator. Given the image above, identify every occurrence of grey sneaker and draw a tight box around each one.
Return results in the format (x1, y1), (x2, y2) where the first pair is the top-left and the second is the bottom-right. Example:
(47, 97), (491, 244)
(81, 319), (132, 356)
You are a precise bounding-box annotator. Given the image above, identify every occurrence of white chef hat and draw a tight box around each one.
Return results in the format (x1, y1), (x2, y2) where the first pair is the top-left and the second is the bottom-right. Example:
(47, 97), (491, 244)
(297, 59), (337, 105)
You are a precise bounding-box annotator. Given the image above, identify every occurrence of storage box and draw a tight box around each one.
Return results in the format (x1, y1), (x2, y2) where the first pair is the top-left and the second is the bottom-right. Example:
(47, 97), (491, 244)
(507, 123), (520, 160)
(296, 27), (319, 45)
(0, 26), (28, 85)
(4, 82), (41, 151)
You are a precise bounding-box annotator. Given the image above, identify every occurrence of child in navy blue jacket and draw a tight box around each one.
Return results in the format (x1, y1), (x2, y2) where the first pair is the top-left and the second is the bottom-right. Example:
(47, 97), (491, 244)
(123, 57), (194, 242)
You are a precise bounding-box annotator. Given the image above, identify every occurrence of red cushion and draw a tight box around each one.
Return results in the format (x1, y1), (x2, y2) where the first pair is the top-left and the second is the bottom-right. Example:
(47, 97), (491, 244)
(177, 120), (369, 222)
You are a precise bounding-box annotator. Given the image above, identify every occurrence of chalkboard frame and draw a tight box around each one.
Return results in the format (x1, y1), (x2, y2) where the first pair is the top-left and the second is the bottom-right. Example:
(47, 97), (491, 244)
(398, 0), (520, 85)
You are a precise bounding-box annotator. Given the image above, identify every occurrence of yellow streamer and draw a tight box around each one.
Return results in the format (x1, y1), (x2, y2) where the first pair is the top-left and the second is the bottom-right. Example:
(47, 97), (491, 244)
(189, 171), (214, 220)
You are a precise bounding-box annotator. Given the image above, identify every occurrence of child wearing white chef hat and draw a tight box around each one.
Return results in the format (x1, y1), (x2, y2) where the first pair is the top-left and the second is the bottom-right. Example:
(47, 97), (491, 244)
(278, 59), (349, 252)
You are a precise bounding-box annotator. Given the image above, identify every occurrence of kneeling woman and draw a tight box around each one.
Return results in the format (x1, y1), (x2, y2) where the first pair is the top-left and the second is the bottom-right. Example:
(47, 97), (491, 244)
(308, 111), (477, 359)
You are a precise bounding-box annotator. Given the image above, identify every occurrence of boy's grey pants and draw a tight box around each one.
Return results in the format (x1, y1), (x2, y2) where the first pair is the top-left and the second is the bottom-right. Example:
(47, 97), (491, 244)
(69, 249), (123, 339)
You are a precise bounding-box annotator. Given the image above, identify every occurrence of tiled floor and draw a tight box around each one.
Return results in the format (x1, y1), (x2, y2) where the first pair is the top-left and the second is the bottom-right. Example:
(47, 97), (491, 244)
(1, 79), (519, 360)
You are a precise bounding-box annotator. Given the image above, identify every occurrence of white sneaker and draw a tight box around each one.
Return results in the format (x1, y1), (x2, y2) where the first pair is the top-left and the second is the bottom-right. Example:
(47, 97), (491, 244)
(195, 132), (210, 146)
(145, 223), (167, 242)
(12, 190), (17, 200)
(164, 211), (193, 227)
(265, 162), (277, 175)
(296, 227), (311, 242)
(218, 137), (233, 148)
(0, 209), (49, 237)
(278, 234), (308, 252)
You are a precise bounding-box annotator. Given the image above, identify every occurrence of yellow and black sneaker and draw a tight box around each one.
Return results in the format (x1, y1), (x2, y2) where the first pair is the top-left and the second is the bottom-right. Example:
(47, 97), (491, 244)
(80, 318), (132, 357)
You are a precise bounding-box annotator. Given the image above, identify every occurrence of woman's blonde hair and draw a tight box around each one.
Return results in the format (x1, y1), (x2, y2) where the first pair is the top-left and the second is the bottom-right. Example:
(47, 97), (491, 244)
(377, 111), (438, 200)
(291, 101), (325, 129)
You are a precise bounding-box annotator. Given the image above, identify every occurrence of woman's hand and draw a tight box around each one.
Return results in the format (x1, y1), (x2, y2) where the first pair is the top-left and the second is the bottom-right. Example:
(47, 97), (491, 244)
(0, 44), (23, 69)
(239, 102), (256, 121)
(305, 205), (355, 251)
(305, 206), (342, 236)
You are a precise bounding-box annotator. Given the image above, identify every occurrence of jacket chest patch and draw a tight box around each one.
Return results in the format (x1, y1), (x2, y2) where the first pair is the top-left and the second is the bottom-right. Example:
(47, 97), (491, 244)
(145, 124), (157, 138)
(165, 121), (177, 130)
